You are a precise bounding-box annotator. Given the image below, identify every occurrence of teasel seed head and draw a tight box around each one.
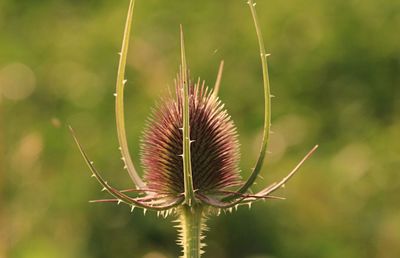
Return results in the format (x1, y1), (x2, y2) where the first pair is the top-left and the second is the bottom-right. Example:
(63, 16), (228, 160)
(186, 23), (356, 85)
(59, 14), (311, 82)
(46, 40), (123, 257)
(141, 74), (241, 195)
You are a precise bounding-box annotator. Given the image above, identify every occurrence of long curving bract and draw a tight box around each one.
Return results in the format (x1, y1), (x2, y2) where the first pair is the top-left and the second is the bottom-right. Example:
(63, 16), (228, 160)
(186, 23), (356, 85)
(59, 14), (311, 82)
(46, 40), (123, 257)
(115, 0), (145, 189)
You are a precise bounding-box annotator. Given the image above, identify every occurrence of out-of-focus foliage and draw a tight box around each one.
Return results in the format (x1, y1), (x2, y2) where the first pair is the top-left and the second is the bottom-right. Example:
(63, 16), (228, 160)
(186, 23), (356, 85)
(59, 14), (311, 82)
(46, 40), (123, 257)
(0, 0), (399, 257)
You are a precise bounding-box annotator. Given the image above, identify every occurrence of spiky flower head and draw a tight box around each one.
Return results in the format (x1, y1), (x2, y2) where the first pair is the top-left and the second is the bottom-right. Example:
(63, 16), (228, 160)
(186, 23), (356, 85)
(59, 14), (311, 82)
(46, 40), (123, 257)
(142, 74), (241, 195)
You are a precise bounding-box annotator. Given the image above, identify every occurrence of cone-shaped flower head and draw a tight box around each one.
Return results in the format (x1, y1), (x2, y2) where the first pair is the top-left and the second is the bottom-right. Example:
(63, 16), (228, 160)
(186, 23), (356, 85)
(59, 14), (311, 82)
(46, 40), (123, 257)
(142, 76), (241, 195)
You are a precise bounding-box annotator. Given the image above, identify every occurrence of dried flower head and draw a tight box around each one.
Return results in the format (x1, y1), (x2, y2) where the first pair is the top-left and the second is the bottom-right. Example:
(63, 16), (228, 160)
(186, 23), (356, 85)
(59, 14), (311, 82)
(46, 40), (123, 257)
(70, 0), (318, 256)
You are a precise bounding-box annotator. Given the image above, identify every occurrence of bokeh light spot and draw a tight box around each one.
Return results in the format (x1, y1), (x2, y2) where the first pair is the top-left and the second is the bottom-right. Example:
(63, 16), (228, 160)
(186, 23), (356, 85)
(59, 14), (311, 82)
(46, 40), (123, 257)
(0, 63), (36, 101)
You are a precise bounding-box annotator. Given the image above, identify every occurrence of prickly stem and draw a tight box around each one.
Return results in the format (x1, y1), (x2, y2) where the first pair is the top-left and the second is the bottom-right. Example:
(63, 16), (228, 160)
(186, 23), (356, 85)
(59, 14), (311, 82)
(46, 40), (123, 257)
(177, 205), (206, 258)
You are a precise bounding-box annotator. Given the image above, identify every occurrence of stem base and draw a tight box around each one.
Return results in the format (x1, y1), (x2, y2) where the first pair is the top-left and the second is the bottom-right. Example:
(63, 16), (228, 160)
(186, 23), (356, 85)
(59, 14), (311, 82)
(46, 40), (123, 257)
(177, 205), (206, 258)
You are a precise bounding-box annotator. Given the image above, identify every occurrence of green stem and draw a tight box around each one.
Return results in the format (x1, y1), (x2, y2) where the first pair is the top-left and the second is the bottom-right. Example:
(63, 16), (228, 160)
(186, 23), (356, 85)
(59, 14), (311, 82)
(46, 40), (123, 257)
(178, 205), (205, 258)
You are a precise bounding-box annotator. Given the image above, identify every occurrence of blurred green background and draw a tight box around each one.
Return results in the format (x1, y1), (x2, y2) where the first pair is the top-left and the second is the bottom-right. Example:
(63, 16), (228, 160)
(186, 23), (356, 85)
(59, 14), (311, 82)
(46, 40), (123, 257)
(1, 0), (399, 257)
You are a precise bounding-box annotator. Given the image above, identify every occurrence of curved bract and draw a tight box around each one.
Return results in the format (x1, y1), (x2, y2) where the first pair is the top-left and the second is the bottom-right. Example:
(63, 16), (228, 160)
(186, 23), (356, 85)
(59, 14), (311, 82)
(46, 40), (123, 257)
(115, 0), (145, 189)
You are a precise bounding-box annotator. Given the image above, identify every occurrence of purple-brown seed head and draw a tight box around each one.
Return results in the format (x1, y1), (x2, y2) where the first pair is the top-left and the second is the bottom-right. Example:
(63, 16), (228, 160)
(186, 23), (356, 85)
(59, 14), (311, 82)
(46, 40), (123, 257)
(141, 75), (241, 195)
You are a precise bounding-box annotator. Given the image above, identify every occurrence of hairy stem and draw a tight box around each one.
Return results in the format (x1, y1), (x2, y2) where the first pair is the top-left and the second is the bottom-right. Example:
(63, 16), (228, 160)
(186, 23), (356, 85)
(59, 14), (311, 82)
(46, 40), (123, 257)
(178, 205), (206, 258)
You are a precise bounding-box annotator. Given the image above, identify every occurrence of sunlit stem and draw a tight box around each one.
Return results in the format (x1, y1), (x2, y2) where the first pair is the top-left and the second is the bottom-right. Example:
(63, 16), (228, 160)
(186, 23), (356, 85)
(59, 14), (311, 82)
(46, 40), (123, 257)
(213, 60), (225, 97)
(180, 25), (196, 206)
(115, 0), (145, 189)
(236, 0), (272, 195)
(178, 205), (205, 258)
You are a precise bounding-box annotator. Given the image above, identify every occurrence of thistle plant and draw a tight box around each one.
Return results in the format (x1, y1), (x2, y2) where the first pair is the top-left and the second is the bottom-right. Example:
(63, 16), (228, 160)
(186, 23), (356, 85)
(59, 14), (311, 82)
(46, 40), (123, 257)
(70, 0), (318, 257)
